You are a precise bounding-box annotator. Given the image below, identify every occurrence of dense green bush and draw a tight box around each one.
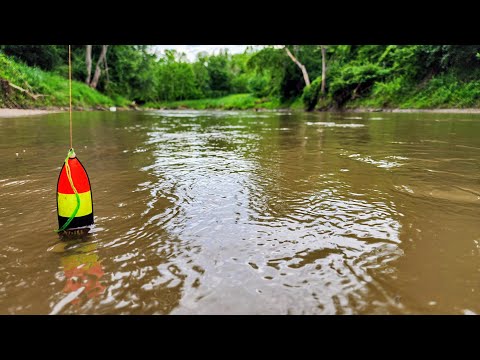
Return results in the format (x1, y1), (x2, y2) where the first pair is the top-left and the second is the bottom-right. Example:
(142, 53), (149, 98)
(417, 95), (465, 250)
(247, 74), (270, 97)
(371, 77), (408, 106)
(302, 77), (322, 111)
(329, 63), (390, 107)
(401, 73), (480, 108)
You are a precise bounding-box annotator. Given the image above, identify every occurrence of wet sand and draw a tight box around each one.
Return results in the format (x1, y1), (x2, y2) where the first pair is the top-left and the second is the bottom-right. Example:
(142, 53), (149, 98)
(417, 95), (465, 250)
(0, 109), (64, 118)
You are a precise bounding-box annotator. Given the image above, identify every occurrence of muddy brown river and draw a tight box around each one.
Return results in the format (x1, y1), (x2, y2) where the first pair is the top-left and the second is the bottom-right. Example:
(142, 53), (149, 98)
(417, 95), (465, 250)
(1, 110), (479, 314)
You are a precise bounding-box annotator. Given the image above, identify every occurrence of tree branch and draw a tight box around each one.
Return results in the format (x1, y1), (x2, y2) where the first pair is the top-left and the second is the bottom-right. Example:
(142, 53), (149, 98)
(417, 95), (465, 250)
(90, 45), (108, 89)
(86, 45), (92, 85)
(321, 46), (327, 95)
(1, 78), (46, 100)
(285, 47), (311, 87)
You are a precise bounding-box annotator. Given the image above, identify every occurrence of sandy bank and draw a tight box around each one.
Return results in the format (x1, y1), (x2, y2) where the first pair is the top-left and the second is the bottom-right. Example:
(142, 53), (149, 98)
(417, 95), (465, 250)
(4, 107), (480, 116)
(0, 109), (64, 118)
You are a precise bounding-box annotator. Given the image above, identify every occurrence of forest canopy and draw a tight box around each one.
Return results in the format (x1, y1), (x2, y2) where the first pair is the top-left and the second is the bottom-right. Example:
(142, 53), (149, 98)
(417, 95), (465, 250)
(1, 45), (480, 110)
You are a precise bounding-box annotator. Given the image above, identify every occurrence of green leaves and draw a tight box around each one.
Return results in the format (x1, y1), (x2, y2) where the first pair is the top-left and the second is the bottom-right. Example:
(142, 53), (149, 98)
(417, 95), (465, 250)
(4, 44), (480, 110)
(0, 45), (66, 71)
(328, 63), (390, 106)
(302, 78), (322, 111)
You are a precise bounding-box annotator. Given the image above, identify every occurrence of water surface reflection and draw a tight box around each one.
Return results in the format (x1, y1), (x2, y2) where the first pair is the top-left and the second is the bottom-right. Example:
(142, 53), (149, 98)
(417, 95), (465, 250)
(0, 110), (479, 314)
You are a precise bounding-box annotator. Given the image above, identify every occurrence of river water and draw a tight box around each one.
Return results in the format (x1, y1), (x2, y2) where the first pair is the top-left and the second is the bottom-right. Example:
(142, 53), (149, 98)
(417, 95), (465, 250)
(0, 110), (479, 314)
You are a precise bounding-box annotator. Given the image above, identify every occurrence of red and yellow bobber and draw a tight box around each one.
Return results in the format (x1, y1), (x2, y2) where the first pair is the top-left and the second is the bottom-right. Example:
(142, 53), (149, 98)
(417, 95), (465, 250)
(56, 148), (94, 234)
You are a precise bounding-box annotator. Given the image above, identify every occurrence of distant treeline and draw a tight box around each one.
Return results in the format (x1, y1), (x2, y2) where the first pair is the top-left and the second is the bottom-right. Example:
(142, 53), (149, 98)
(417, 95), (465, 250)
(2, 45), (480, 110)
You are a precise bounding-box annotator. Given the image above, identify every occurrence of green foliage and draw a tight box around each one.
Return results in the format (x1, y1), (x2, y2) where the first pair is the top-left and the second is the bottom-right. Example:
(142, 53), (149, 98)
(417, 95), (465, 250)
(146, 94), (270, 110)
(107, 45), (158, 103)
(247, 74), (270, 97)
(156, 58), (200, 101)
(0, 52), (115, 108)
(206, 51), (232, 96)
(4, 44), (480, 111)
(329, 63), (390, 107)
(402, 73), (480, 108)
(192, 56), (211, 97)
(371, 76), (409, 106)
(289, 97), (304, 110)
(416, 45), (480, 74)
(248, 47), (289, 97)
(0, 45), (67, 71)
(229, 52), (251, 93)
(302, 77), (322, 111)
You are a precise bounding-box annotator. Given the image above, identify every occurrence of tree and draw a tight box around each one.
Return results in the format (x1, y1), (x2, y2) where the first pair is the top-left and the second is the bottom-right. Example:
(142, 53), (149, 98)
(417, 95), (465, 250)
(193, 53), (211, 98)
(247, 46), (288, 97)
(89, 45), (108, 89)
(85, 45), (92, 85)
(321, 46), (326, 95)
(284, 46), (310, 87)
(84, 45), (109, 89)
(107, 45), (158, 102)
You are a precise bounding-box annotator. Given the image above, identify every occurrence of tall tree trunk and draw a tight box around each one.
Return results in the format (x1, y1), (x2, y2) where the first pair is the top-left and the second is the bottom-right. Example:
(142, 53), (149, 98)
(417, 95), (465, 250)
(285, 46), (310, 87)
(103, 52), (109, 89)
(321, 46), (327, 95)
(90, 45), (108, 89)
(85, 45), (92, 85)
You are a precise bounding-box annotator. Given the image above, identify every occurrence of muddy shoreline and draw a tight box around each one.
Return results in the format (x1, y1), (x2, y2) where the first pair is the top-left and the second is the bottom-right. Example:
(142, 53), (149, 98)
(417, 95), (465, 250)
(0, 109), (64, 118)
(4, 107), (480, 118)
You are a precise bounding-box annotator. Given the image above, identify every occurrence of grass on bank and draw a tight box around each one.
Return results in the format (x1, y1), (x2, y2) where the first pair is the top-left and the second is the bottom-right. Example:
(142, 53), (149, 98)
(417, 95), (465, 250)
(144, 93), (284, 110)
(142, 70), (480, 111)
(342, 73), (480, 110)
(0, 53), (128, 108)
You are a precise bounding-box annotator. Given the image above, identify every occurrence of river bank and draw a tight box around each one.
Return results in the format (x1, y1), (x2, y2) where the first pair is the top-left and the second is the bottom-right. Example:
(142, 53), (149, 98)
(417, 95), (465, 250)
(142, 94), (480, 114)
(0, 105), (138, 117)
(4, 46), (480, 119)
(341, 108), (480, 114)
(4, 106), (480, 118)
(0, 108), (64, 117)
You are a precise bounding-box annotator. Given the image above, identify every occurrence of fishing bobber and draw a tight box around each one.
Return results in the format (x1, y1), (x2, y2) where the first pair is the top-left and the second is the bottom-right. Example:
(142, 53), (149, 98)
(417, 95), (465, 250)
(57, 149), (94, 233)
